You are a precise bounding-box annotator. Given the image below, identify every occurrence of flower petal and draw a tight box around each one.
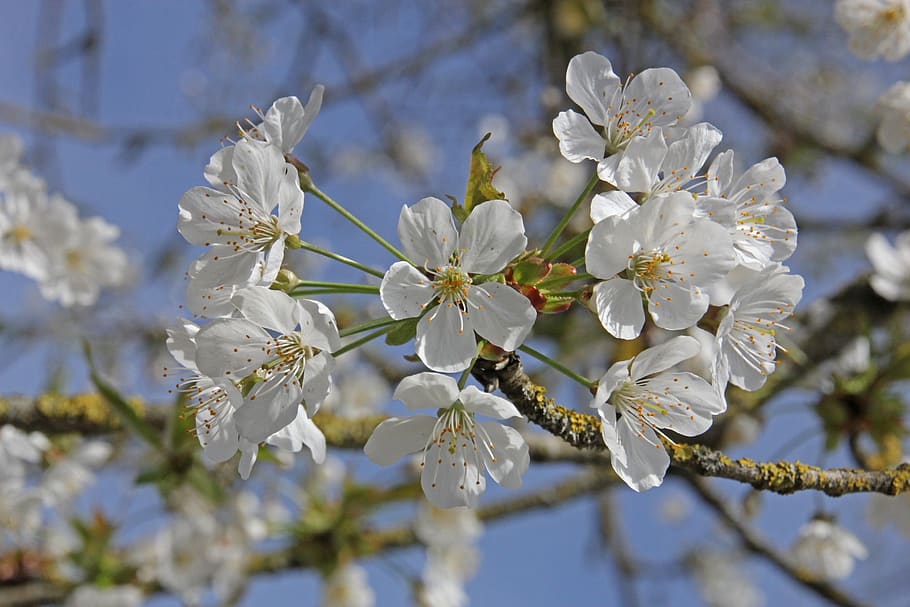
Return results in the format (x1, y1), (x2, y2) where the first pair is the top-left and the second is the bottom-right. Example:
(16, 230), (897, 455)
(565, 51), (620, 125)
(421, 441), (486, 509)
(296, 298), (342, 353)
(231, 139), (285, 213)
(276, 163), (304, 235)
(380, 261), (435, 320)
(553, 110), (607, 163)
(416, 302), (478, 373)
(166, 320), (200, 371)
(195, 319), (270, 378)
(630, 335), (700, 380)
(393, 372), (459, 411)
(233, 285), (298, 334)
(590, 191), (637, 223)
(301, 351), (335, 416)
(613, 422), (669, 492)
(364, 415), (437, 466)
(238, 438), (259, 480)
(478, 422), (529, 489)
(647, 280), (710, 331)
(466, 282), (536, 351)
(607, 130), (667, 193)
(459, 200), (527, 274)
(592, 278), (645, 339)
(234, 375), (303, 443)
(177, 187), (243, 246)
(459, 385), (521, 419)
(265, 405), (326, 463)
(585, 214), (638, 279)
(643, 372), (726, 434)
(398, 197), (457, 268)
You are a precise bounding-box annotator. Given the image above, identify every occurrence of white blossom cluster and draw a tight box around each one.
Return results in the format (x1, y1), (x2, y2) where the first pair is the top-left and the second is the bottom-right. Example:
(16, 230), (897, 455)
(171, 52), (804, 509)
(0, 135), (128, 306)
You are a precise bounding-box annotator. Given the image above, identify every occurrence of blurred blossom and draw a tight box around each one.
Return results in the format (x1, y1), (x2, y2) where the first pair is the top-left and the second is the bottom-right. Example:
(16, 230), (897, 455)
(417, 543), (479, 607)
(866, 230), (910, 300)
(322, 563), (375, 607)
(789, 516), (868, 580)
(876, 81), (910, 153)
(64, 585), (143, 607)
(415, 501), (483, 547)
(835, 0), (910, 61)
(689, 550), (764, 607)
(683, 65), (721, 123)
(40, 440), (112, 509)
(657, 491), (692, 524)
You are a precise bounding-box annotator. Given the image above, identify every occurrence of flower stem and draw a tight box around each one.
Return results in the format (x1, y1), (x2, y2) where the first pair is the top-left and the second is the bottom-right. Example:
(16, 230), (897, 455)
(288, 280), (380, 297)
(339, 316), (399, 338)
(518, 344), (596, 389)
(548, 228), (591, 261)
(536, 271), (593, 289)
(540, 172), (599, 257)
(290, 238), (385, 278)
(301, 178), (411, 264)
(457, 341), (485, 389)
(331, 326), (394, 358)
(569, 256), (586, 268)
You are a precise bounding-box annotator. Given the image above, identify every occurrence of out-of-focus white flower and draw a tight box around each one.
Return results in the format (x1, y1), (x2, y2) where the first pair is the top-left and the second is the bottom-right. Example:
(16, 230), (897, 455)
(322, 563), (375, 607)
(40, 440), (111, 508)
(380, 197), (535, 373)
(866, 230), (910, 300)
(417, 543), (478, 607)
(0, 425), (47, 487)
(365, 372), (529, 508)
(689, 550), (764, 607)
(876, 81), (910, 153)
(65, 585), (143, 607)
(789, 517), (868, 580)
(0, 135), (44, 197)
(0, 192), (76, 281)
(322, 354), (389, 419)
(590, 336), (726, 491)
(415, 501), (483, 547)
(835, 0), (910, 61)
(684, 65), (722, 123)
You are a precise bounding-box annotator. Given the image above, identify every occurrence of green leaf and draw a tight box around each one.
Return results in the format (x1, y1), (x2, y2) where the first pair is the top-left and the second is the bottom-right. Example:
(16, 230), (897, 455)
(464, 133), (506, 213)
(385, 317), (419, 346)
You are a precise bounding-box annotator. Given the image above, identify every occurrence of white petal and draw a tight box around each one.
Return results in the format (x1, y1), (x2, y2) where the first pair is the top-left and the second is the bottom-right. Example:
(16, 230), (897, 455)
(585, 214), (638, 279)
(459, 200), (527, 274)
(459, 385), (521, 419)
(630, 335), (700, 380)
(301, 351), (335, 416)
(553, 110), (607, 163)
(466, 282), (536, 351)
(478, 422), (529, 489)
(608, 131), (667, 192)
(231, 140), (285, 213)
(177, 187), (243, 246)
(295, 298), (341, 353)
(195, 319), (270, 378)
(662, 122), (722, 183)
(197, 397), (239, 464)
(416, 302), (478, 373)
(380, 261), (435, 320)
(364, 416), (437, 466)
(622, 67), (691, 129)
(590, 191), (637, 223)
(204, 146), (237, 187)
(647, 280), (709, 331)
(644, 373), (725, 435)
(592, 278), (645, 339)
(592, 361), (631, 408)
(166, 320), (200, 371)
(234, 375), (303, 443)
(612, 422), (669, 492)
(233, 286), (298, 334)
(393, 372), (459, 411)
(421, 442), (485, 509)
(265, 406), (326, 463)
(565, 51), (620, 125)
(276, 163), (304, 235)
(398, 197), (457, 267)
(238, 439), (259, 480)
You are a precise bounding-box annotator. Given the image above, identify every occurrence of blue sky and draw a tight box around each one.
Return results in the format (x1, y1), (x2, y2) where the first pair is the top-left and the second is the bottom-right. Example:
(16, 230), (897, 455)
(0, 2), (904, 606)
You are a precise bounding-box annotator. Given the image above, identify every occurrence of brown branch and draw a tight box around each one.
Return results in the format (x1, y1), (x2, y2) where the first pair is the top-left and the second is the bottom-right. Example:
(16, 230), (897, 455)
(686, 475), (870, 607)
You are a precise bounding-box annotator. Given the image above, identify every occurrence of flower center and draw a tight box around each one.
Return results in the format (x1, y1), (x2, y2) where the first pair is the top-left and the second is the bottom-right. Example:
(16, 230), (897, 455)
(7, 224), (31, 244)
(431, 265), (472, 304)
(628, 248), (672, 295)
(421, 404), (496, 493)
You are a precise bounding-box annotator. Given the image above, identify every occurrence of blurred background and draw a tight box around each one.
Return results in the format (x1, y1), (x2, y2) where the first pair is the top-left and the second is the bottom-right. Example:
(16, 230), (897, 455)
(0, 1), (908, 606)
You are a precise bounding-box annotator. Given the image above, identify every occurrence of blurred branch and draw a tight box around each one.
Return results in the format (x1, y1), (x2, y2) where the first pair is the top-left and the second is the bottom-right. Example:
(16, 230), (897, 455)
(686, 474), (870, 607)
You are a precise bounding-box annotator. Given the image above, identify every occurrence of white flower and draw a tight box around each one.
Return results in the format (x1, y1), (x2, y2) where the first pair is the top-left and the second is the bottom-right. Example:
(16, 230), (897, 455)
(194, 286), (338, 448)
(705, 150), (796, 270)
(835, 0), (910, 61)
(0, 135), (45, 197)
(40, 440), (111, 508)
(0, 192), (76, 281)
(415, 501), (483, 547)
(37, 210), (129, 307)
(417, 543), (478, 607)
(0, 425), (47, 488)
(590, 336), (726, 491)
(689, 550), (764, 607)
(866, 230), (910, 300)
(380, 197), (535, 373)
(713, 264), (804, 392)
(877, 81), (910, 153)
(552, 51), (691, 186)
(364, 372), (530, 508)
(789, 517), (868, 580)
(179, 139), (304, 317)
(65, 586), (143, 607)
(585, 192), (735, 339)
(322, 563), (375, 607)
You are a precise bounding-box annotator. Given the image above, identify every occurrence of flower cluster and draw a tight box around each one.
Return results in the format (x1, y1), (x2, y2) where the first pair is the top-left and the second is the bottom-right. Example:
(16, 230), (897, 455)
(170, 51), (804, 502)
(169, 89), (338, 478)
(0, 135), (128, 306)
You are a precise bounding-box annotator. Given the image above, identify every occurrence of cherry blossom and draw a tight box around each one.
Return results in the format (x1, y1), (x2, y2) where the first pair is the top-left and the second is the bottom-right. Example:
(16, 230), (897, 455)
(835, 0), (910, 61)
(590, 336), (726, 491)
(876, 81), (910, 154)
(789, 516), (868, 580)
(380, 197), (535, 372)
(866, 230), (910, 300)
(364, 372), (529, 508)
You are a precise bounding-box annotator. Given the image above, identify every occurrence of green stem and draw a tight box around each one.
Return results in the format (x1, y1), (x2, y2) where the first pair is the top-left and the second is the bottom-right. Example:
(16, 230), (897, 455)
(288, 281), (380, 296)
(339, 316), (399, 338)
(518, 344), (596, 389)
(303, 179), (411, 264)
(540, 172), (599, 257)
(548, 228), (591, 261)
(458, 341), (485, 389)
(331, 326), (394, 358)
(292, 239), (385, 279)
(546, 290), (582, 299)
(536, 271), (593, 289)
(289, 288), (380, 297)
(569, 256), (586, 268)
